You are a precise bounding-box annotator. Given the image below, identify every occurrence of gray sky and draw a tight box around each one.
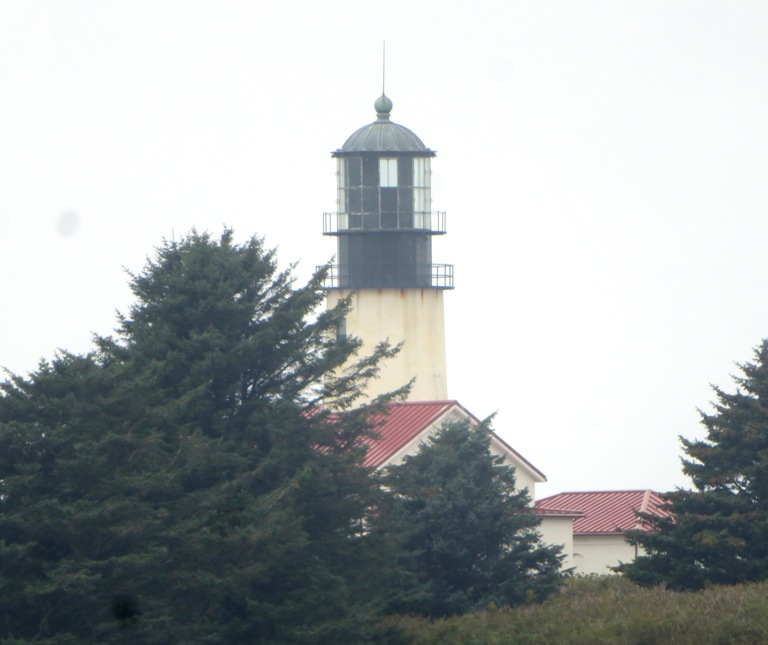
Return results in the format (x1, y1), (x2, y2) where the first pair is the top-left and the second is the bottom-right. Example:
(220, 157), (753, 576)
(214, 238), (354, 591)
(2, 1), (768, 497)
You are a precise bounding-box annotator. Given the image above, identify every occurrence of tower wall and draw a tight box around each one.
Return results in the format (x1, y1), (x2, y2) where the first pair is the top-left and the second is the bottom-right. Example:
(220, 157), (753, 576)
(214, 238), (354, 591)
(328, 288), (447, 401)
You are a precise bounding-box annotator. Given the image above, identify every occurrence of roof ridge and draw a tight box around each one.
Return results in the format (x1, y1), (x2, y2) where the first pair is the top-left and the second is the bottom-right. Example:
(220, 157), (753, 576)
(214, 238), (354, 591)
(640, 489), (653, 512)
(542, 489), (656, 496)
(388, 399), (458, 406)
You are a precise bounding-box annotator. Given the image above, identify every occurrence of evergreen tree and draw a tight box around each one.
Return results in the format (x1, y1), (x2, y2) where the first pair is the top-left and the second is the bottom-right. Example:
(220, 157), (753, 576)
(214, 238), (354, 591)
(378, 419), (565, 617)
(621, 340), (768, 590)
(0, 229), (404, 644)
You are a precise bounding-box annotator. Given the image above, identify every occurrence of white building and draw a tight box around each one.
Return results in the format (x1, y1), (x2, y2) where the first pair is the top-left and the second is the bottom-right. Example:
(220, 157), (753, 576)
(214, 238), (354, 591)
(536, 490), (672, 574)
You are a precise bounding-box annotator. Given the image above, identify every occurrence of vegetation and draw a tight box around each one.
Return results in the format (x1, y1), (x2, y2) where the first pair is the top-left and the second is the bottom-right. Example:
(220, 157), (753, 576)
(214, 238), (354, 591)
(620, 340), (768, 590)
(390, 575), (768, 645)
(0, 229), (567, 643)
(379, 420), (564, 617)
(0, 230), (404, 644)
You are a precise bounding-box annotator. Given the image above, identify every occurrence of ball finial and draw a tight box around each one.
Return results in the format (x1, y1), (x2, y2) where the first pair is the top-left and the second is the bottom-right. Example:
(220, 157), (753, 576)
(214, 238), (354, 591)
(374, 94), (393, 121)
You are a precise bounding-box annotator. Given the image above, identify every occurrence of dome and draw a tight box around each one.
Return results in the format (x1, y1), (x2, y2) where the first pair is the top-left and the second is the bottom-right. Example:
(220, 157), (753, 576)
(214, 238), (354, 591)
(335, 94), (433, 155)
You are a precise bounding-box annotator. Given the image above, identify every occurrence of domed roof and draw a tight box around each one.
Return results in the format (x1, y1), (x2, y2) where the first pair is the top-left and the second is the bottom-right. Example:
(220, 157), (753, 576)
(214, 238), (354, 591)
(334, 94), (433, 155)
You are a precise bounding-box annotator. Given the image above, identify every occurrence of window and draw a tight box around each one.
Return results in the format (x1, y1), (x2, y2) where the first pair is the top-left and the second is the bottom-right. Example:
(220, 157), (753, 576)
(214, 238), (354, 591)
(398, 157), (413, 187)
(379, 158), (398, 187)
(363, 156), (378, 186)
(347, 158), (362, 187)
(413, 157), (430, 187)
(363, 187), (378, 214)
(336, 159), (347, 228)
(412, 157), (432, 228)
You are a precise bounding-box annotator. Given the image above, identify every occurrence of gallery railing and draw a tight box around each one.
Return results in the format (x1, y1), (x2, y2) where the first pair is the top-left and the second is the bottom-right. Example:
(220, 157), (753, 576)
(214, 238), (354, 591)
(322, 211), (447, 235)
(320, 263), (454, 290)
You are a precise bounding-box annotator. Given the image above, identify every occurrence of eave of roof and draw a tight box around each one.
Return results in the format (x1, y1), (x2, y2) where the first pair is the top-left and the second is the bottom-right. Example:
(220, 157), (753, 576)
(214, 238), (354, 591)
(531, 507), (584, 518)
(489, 432), (547, 483)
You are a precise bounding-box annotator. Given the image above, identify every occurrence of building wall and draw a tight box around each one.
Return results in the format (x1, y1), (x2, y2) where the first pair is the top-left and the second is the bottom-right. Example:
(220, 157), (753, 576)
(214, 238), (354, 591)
(572, 534), (639, 575)
(327, 288), (447, 401)
(538, 516), (576, 570)
(491, 446), (538, 499)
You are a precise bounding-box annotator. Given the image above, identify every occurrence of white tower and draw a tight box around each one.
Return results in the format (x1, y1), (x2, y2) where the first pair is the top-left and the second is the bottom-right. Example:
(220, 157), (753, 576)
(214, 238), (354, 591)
(324, 95), (452, 400)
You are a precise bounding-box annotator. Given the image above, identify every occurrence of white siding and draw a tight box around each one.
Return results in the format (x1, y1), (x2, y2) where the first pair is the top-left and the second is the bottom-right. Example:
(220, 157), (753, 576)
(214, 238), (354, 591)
(572, 534), (640, 575)
(539, 516), (576, 570)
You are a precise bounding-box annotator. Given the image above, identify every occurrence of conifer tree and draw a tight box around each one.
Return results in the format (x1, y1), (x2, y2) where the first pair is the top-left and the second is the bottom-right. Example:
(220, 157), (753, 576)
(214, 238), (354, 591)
(0, 229), (403, 644)
(378, 419), (565, 617)
(621, 340), (768, 590)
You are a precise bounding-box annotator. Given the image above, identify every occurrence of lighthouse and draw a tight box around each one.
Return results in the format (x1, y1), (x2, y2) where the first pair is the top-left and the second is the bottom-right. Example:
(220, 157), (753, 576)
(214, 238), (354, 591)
(324, 94), (453, 400)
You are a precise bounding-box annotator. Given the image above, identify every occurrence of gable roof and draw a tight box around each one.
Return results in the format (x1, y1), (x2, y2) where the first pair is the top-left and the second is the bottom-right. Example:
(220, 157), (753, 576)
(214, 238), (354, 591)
(362, 400), (474, 467)
(535, 490), (672, 535)
(361, 400), (546, 483)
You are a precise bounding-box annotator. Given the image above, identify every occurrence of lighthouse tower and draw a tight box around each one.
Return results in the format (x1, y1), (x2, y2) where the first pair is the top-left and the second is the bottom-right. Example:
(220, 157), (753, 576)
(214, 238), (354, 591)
(324, 94), (453, 400)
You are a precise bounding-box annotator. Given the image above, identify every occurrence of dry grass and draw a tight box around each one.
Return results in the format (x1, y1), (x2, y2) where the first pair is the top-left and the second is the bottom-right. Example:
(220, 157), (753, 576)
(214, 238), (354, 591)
(386, 575), (768, 645)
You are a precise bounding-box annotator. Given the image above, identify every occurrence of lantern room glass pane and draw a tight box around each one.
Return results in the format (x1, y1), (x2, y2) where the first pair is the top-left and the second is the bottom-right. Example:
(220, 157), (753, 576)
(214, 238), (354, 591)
(381, 187), (397, 228)
(413, 157), (426, 187)
(336, 159), (346, 222)
(348, 188), (362, 214)
(398, 157), (413, 187)
(381, 212), (397, 228)
(413, 157), (431, 228)
(379, 158), (398, 186)
(414, 187), (429, 217)
(337, 159), (345, 189)
(363, 157), (378, 186)
(398, 186), (413, 228)
(363, 187), (378, 213)
(347, 158), (362, 187)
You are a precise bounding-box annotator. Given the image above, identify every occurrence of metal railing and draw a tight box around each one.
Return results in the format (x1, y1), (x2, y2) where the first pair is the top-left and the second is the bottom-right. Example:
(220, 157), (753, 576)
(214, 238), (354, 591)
(320, 263), (454, 290)
(322, 211), (447, 235)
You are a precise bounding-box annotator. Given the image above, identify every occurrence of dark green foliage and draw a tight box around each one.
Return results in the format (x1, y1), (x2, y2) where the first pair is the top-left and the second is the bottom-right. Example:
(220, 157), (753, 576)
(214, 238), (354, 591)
(0, 229), (403, 644)
(379, 420), (565, 617)
(621, 340), (768, 590)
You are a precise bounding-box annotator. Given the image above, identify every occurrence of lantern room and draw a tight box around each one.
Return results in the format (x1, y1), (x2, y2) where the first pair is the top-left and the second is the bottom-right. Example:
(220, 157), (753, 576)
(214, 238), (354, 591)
(323, 94), (453, 290)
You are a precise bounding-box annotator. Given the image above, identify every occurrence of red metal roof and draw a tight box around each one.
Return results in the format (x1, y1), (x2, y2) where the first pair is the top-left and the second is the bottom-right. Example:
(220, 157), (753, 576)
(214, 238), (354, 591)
(535, 490), (672, 534)
(359, 401), (547, 483)
(362, 400), (470, 467)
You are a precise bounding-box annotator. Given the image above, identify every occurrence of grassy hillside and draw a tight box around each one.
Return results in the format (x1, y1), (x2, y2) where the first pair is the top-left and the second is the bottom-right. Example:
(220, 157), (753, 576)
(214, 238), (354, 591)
(387, 576), (768, 645)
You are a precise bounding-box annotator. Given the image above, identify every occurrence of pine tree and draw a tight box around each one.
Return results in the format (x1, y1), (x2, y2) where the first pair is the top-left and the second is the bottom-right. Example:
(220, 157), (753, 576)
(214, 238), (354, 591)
(378, 419), (565, 617)
(621, 340), (768, 590)
(0, 229), (404, 644)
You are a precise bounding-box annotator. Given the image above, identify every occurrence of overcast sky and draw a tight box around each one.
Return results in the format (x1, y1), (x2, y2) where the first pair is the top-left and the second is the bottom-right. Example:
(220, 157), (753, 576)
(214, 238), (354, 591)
(2, 1), (768, 497)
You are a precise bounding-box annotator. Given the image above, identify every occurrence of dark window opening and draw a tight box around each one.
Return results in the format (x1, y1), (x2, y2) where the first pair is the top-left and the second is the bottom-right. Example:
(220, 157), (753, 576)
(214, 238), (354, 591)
(348, 188), (362, 214)
(363, 188), (378, 214)
(398, 157), (413, 187)
(363, 157), (378, 186)
(347, 158), (362, 187)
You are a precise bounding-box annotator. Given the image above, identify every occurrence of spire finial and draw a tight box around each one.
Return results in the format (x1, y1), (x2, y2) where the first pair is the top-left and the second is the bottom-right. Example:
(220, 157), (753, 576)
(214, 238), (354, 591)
(375, 41), (393, 120)
(382, 40), (386, 95)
